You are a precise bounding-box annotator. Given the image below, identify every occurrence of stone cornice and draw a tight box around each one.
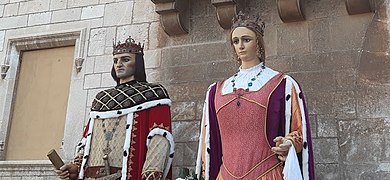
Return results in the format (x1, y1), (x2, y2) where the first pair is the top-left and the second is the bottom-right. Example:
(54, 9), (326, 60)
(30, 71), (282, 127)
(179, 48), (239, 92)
(151, 0), (376, 35)
(151, 0), (189, 36)
(211, 0), (243, 29)
(345, 0), (374, 15)
(276, 0), (305, 23)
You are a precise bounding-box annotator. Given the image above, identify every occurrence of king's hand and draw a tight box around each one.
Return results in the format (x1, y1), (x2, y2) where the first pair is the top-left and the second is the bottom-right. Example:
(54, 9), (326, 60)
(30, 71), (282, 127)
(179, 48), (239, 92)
(55, 163), (79, 180)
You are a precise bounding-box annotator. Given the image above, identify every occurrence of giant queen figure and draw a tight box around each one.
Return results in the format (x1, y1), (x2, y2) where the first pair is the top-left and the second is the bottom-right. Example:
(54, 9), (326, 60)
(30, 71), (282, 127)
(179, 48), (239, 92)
(196, 13), (315, 180)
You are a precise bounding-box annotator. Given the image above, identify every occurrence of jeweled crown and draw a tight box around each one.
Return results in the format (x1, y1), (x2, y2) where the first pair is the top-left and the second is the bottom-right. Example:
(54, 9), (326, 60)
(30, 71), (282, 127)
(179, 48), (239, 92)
(113, 36), (144, 55)
(231, 11), (265, 37)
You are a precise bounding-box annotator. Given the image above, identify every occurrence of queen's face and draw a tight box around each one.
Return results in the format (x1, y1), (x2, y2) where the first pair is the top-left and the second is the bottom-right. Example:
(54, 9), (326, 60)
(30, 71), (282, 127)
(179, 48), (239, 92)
(113, 53), (136, 83)
(231, 27), (258, 62)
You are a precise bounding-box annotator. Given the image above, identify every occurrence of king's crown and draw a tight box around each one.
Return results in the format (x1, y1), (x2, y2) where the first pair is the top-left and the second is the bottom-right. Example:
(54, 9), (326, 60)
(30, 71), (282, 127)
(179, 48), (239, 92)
(113, 36), (144, 55)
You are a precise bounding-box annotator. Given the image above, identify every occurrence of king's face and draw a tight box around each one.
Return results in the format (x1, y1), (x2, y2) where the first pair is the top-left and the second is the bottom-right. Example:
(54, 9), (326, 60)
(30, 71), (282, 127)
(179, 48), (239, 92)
(113, 53), (136, 83)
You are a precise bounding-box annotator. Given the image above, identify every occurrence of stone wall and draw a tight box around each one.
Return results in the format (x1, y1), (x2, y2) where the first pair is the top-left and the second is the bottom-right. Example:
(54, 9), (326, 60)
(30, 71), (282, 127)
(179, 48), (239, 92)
(0, 0), (388, 179)
(164, 0), (390, 179)
(0, 0), (162, 178)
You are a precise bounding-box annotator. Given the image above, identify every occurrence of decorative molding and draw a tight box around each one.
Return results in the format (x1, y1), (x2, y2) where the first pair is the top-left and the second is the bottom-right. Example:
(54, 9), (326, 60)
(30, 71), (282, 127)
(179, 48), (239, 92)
(74, 28), (87, 73)
(0, 160), (55, 177)
(211, 0), (243, 29)
(0, 141), (4, 161)
(1, 64), (9, 79)
(276, 0), (305, 23)
(2, 28), (87, 74)
(0, 141), (4, 151)
(75, 58), (84, 73)
(0, 29), (88, 161)
(151, 0), (189, 36)
(345, 0), (373, 15)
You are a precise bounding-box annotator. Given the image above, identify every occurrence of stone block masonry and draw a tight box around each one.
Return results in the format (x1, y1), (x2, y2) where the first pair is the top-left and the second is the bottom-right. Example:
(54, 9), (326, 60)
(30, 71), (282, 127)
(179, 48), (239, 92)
(0, 0), (388, 179)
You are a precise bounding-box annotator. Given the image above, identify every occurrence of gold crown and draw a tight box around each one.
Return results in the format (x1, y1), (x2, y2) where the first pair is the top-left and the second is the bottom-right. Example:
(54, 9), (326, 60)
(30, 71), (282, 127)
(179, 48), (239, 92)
(113, 36), (144, 55)
(231, 11), (265, 36)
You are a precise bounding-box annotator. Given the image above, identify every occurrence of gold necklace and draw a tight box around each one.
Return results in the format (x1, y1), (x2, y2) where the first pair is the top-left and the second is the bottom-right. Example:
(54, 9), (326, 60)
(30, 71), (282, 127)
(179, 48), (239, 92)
(101, 118), (121, 176)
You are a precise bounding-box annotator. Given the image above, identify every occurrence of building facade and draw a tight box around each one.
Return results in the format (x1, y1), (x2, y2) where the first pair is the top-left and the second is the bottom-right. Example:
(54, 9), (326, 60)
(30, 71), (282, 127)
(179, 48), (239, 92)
(0, 0), (389, 179)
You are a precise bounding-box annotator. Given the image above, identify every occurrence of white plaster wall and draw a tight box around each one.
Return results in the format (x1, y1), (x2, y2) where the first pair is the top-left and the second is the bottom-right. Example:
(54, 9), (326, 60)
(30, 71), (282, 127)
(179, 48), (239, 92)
(0, 0), (163, 178)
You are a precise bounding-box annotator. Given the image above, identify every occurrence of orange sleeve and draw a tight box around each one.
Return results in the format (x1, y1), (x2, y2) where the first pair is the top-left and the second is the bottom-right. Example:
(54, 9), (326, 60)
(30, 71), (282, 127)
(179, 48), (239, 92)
(286, 86), (303, 153)
(200, 116), (206, 178)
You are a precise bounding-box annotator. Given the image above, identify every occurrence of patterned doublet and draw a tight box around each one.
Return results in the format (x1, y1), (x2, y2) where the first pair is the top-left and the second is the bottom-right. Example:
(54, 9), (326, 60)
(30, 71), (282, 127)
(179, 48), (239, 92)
(91, 81), (169, 111)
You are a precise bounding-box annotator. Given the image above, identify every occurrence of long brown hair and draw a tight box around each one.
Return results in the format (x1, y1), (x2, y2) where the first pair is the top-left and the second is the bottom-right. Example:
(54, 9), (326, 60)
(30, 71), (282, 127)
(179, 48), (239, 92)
(111, 53), (147, 85)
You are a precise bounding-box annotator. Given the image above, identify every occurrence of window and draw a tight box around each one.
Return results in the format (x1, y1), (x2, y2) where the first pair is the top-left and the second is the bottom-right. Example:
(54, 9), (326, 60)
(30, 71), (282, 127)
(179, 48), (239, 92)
(6, 47), (74, 160)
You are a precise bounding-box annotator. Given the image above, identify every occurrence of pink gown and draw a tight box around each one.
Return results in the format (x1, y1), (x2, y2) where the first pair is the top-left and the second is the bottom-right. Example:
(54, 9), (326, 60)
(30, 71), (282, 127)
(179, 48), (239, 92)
(215, 74), (284, 180)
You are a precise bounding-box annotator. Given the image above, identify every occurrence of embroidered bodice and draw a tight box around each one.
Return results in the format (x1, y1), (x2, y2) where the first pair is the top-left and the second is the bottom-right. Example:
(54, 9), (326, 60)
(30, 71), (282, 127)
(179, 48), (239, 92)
(214, 73), (283, 179)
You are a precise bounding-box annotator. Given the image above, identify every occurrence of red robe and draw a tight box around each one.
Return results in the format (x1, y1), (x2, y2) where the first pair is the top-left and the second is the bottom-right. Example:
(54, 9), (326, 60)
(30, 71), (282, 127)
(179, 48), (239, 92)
(77, 81), (174, 180)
